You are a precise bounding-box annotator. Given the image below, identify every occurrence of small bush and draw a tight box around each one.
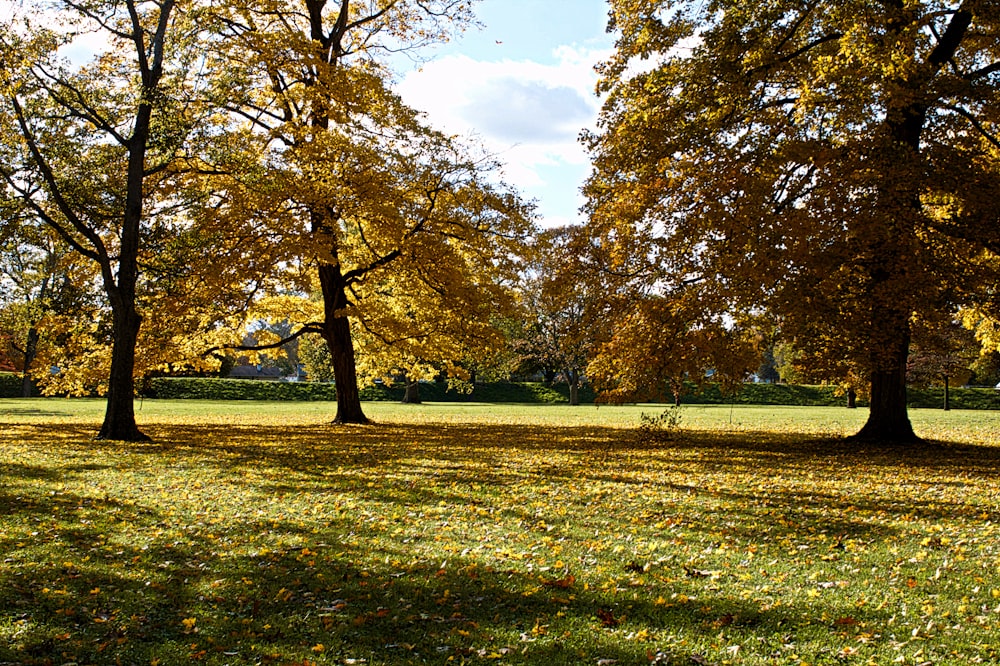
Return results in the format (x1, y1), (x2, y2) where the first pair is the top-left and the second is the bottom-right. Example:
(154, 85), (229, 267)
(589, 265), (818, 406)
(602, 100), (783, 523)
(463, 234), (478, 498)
(638, 405), (684, 441)
(0, 372), (23, 398)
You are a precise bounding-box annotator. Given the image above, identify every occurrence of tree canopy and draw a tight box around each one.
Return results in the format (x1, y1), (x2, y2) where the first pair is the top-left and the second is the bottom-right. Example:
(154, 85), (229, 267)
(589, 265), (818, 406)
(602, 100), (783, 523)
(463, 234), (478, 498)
(585, 0), (1000, 441)
(212, 0), (534, 423)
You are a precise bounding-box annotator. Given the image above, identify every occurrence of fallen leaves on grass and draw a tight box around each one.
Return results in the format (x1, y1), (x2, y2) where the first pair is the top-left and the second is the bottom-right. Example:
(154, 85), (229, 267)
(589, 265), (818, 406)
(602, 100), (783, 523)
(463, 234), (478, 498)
(2, 403), (1000, 664)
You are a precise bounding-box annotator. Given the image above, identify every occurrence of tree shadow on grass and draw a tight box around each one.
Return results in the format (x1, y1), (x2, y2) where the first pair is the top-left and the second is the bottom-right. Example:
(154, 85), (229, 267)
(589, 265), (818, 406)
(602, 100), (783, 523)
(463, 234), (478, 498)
(4, 421), (999, 663)
(8, 421), (1000, 532)
(0, 488), (909, 666)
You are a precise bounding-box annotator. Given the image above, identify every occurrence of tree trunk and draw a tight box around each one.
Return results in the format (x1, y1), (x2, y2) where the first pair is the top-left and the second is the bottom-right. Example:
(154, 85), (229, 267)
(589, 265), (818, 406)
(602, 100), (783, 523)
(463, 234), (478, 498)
(943, 375), (950, 411)
(852, 98), (926, 442)
(401, 379), (421, 404)
(851, 5), (972, 441)
(96, 305), (149, 441)
(567, 370), (580, 406)
(20, 326), (39, 398)
(846, 387), (857, 409)
(318, 262), (369, 424)
(95, 75), (159, 442)
(855, 316), (916, 442)
(20, 270), (50, 398)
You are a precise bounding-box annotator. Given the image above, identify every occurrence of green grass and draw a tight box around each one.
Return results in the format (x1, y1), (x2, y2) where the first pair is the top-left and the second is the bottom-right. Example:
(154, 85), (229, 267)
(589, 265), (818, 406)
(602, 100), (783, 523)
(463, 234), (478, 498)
(2, 399), (1000, 665)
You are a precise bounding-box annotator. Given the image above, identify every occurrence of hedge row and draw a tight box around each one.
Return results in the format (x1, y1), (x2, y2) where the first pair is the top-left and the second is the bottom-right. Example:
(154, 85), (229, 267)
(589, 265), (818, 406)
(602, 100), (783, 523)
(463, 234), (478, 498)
(9, 373), (1000, 409)
(147, 377), (341, 401)
(400, 381), (596, 404)
(144, 377), (1000, 409)
(677, 383), (1000, 410)
(679, 382), (848, 406)
(144, 377), (592, 403)
(905, 387), (1000, 410)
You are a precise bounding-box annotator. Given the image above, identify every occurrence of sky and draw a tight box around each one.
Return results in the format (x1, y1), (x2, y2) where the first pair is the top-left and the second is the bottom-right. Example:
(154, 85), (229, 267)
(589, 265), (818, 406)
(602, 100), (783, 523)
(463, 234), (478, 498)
(393, 0), (615, 228)
(0, 0), (615, 227)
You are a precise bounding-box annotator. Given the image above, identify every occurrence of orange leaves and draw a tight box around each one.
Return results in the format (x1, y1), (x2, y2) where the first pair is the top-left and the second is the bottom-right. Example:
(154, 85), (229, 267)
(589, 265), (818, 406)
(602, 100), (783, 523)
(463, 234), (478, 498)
(541, 573), (576, 589)
(589, 0), (1000, 432)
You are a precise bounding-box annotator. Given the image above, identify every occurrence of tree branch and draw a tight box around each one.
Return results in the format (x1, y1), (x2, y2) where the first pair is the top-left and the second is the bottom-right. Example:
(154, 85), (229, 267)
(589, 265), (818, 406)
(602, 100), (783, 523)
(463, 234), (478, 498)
(964, 61), (1000, 81)
(32, 63), (129, 146)
(5, 95), (109, 264)
(925, 4), (972, 71)
(342, 182), (447, 284)
(201, 323), (324, 357)
(943, 104), (1000, 150)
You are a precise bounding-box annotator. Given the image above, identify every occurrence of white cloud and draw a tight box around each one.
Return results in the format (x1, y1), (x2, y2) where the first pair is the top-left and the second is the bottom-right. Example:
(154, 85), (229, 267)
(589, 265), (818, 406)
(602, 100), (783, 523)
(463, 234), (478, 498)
(462, 78), (592, 143)
(395, 46), (611, 222)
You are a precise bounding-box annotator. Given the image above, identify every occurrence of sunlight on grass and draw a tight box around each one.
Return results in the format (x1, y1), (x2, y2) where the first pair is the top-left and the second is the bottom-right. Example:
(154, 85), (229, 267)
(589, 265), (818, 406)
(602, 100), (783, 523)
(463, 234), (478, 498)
(2, 399), (1000, 664)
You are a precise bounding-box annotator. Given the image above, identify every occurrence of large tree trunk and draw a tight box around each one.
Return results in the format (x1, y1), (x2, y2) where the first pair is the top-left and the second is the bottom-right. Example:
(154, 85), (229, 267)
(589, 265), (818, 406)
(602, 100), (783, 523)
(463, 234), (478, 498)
(318, 262), (369, 424)
(95, 86), (158, 442)
(855, 304), (917, 442)
(96, 305), (148, 441)
(857, 370), (914, 441)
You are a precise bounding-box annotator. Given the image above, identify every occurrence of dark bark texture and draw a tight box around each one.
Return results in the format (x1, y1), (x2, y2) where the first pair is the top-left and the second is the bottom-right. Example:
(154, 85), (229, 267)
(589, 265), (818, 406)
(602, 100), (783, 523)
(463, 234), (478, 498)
(319, 261), (369, 424)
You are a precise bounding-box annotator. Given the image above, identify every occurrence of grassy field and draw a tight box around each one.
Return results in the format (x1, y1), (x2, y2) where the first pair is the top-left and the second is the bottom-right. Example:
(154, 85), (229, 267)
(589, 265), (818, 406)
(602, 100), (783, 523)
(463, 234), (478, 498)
(2, 399), (1000, 665)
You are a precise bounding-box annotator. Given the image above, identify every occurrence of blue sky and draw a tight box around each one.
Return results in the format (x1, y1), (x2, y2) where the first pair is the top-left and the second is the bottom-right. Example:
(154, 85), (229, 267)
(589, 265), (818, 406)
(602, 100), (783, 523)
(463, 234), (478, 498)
(0, 0), (614, 227)
(394, 0), (614, 227)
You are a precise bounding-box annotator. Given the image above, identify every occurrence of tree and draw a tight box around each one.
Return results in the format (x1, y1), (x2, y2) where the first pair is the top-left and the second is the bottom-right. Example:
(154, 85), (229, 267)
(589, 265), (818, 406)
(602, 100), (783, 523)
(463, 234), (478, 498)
(1, 2), (282, 435)
(755, 344), (781, 384)
(0, 208), (87, 396)
(772, 338), (868, 408)
(215, 0), (533, 423)
(908, 317), (978, 409)
(1, 0), (205, 439)
(585, 0), (1000, 441)
(970, 350), (1000, 386)
(588, 290), (760, 405)
(299, 333), (336, 383)
(513, 226), (607, 406)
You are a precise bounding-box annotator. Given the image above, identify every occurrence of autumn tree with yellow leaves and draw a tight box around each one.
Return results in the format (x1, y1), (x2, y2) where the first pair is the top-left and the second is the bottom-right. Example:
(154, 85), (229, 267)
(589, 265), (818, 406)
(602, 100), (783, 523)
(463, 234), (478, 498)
(213, 0), (534, 424)
(0, 0), (284, 439)
(0, 210), (97, 397)
(0, 0), (209, 439)
(586, 0), (1000, 441)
